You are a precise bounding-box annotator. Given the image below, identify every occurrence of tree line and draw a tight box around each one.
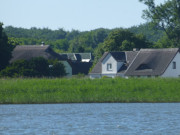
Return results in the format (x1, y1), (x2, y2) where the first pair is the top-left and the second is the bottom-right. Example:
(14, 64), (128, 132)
(4, 23), (164, 53)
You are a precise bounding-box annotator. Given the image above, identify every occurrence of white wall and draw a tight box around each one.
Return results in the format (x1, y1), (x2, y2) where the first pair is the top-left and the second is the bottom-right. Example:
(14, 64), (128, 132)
(162, 52), (180, 77)
(102, 54), (117, 74)
(82, 59), (90, 62)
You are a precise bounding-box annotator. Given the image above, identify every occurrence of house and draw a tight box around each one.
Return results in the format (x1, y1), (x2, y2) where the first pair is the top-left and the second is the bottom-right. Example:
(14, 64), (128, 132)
(59, 53), (92, 62)
(89, 51), (138, 78)
(125, 48), (180, 78)
(89, 48), (180, 78)
(10, 45), (72, 77)
(59, 53), (93, 75)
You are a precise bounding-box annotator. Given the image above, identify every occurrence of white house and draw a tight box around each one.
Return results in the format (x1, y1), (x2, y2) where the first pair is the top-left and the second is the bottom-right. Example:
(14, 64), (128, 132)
(125, 48), (180, 78)
(89, 51), (138, 78)
(89, 48), (180, 78)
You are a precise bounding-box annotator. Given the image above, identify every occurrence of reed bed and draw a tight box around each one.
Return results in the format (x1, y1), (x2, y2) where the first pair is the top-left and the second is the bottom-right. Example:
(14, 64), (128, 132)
(0, 78), (180, 104)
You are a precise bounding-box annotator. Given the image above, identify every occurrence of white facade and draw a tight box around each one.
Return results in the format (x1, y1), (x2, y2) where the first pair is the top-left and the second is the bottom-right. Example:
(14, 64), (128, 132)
(90, 53), (125, 79)
(100, 54), (123, 78)
(162, 52), (180, 77)
(102, 54), (123, 74)
(82, 59), (91, 62)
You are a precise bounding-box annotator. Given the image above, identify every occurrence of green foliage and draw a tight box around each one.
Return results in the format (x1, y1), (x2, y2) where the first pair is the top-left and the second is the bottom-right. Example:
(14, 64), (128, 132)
(28, 57), (50, 77)
(4, 24), (165, 55)
(0, 23), (14, 70)
(68, 28), (109, 53)
(1, 78), (180, 104)
(103, 29), (152, 52)
(153, 35), (174, 48)
(140, 0), (180, 46)
(48, 59), (66, 77)
(128, 23), (164, 43)
(0, 57), (66, 77)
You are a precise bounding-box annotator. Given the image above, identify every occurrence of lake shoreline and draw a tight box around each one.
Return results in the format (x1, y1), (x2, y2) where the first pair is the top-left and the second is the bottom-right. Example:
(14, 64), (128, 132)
(1, 78), (180, 104)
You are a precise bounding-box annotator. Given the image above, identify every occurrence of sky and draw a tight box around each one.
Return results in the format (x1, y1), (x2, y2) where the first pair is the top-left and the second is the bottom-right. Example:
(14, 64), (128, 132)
(0, 0), (165, 31)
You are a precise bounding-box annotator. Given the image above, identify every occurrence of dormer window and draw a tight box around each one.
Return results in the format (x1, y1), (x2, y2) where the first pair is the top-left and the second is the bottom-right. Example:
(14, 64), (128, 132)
(173, 61), (176, 69)
(107, 63), (112, 71)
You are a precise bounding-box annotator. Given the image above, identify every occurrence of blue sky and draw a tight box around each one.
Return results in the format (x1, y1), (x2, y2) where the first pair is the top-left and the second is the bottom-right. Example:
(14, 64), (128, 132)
(0, 0), (165, 31)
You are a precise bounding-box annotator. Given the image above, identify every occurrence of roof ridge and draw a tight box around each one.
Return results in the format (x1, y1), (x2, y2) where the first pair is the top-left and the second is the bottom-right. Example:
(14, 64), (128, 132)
(124, 50), (141, 76)
(140, 48), (179, 51)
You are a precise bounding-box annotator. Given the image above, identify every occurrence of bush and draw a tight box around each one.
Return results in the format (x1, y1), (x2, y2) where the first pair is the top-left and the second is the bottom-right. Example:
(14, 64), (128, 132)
(0, 57), (66, 78)
(49, 59), (66, 77)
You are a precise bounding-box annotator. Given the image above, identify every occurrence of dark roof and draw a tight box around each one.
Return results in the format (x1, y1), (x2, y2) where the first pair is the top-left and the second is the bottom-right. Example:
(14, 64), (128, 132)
(90, 52), (109, 74)
(75, 54), (81, 61)
(117, 51), (138, 73)
(110, 52), (126, 62)
(125, 51), (138, 64)
(125, 48), (179, 76)
(59, 53), (92, 61)
(71, 62), (93, 75)
(10, 45), (65, 63)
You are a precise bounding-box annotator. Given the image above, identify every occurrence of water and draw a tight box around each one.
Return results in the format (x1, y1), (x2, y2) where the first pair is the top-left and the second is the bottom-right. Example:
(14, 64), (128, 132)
(0, 103), (180, 135)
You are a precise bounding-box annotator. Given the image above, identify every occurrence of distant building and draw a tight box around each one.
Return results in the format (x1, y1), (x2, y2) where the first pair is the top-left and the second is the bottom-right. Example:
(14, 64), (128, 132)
(125, 48), (180, 78)
(89, 48), (180, 78)
(59, 53), (93, 75)
(89, 51), (138, 78)
(10, 45), (72, 77)
(59, 53), (92, 62)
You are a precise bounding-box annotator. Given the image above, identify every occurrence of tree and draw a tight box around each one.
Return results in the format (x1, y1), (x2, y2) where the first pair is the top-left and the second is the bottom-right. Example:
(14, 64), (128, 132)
(0, 57), (66, 78)
(29, 57), (50, 77)
(48, 59), (66, 77)
(139, 0), (180, 46)
(102, 29), (151, 52)
(0, 60), (32, 77)
(0, 23), (14, 70)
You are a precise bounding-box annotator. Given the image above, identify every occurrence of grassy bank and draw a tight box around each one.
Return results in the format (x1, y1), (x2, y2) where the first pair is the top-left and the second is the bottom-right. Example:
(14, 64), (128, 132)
(0, 78), (180, 104)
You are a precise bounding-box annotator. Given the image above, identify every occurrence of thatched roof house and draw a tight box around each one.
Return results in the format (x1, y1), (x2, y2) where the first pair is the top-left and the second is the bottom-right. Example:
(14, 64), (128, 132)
(10, 45), (72, 77)
(10, 45), (65, 63)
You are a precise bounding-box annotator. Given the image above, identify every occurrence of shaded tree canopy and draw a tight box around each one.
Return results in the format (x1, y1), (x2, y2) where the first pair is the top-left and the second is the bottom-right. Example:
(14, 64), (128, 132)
(102, 29), (152, 52)
(0, 57), (66, 77)
(140, 0), (180, 46)
(0, 23), (14, 70)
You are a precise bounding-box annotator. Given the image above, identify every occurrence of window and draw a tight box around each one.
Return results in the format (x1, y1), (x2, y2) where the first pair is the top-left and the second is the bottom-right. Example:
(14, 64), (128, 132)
(107, 63), (112, 71)
(173, 61), (176, 69)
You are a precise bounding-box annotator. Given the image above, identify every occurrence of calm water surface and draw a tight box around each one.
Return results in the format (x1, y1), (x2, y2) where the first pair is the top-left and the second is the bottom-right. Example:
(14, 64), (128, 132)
(0, 103), (180, 135)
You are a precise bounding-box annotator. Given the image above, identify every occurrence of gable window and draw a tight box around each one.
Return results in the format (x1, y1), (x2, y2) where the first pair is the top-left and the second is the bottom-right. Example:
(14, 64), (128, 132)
(107, 63), (112, 71)
(173, 61), (176, 69)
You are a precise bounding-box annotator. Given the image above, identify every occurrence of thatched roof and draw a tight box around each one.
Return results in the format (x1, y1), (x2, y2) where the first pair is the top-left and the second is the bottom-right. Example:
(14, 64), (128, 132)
(125, 48), (179, 76)
(10, 45), (65, 63)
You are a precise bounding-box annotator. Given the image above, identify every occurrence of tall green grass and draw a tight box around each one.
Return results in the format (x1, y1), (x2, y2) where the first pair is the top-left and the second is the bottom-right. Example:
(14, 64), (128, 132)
(0, 78), (180, 104)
